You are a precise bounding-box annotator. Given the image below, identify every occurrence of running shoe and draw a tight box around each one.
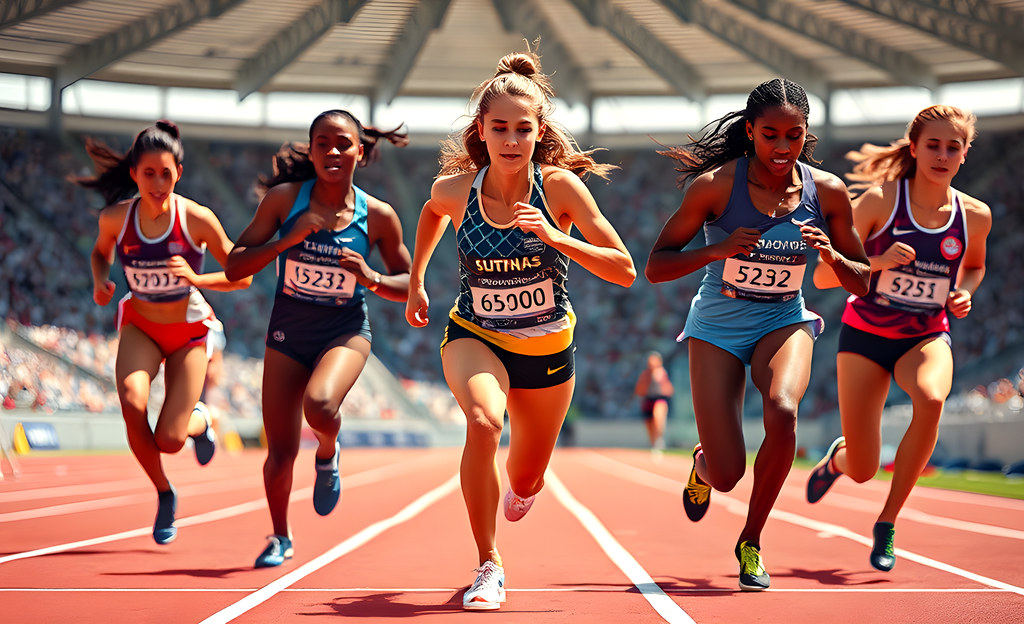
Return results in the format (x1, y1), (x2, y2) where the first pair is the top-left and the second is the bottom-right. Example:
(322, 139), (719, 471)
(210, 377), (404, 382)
(463, 560), (506, 610)
(870, 522), (896, 571)
(503, 488), (536, 522)
(313, 440), (341, 516)
(254, 535), (293, 568)
(190, 402), (216, 466)
(735, 541), (770, 591)
(806, 436), (845, 503)
(683, 444), (711, 522)
(153, 485), (177, 545)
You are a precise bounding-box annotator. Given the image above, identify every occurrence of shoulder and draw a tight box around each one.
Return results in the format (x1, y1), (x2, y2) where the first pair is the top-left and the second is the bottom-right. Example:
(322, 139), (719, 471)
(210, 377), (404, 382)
(259, 182), (305, 215)
(958, 192), (992, 231)
(364, 193), (399, 222)
(540, 165), (590, 195)
(852, 182), (896, 213)
(180, 196), (215, 221)
(686, 161), (736, 201)
(98, 199), (132, 224)
(431, 173), (474, 206)
(806, 166), (846, 195)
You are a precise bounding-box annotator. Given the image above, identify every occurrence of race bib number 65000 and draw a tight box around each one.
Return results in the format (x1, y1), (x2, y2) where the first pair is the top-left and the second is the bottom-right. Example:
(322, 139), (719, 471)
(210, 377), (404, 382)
(284, 258), (356, 299)
(471, 279), (555, 319)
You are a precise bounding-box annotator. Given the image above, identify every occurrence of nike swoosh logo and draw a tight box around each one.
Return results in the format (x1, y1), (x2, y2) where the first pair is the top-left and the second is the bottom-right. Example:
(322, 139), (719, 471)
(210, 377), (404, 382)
(891, 228), (916, 236)
(547, 364), (568, 375)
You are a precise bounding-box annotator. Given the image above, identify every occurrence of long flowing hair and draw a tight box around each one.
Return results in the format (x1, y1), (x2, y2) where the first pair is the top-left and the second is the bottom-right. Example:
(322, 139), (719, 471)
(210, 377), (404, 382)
(73, 120), (184, 205)
(439, 48), (615, 180)
(660, 78), (818, 187)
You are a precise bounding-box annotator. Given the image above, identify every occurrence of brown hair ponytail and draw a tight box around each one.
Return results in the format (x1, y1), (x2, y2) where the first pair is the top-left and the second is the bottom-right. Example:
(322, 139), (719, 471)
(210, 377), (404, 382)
(439, 48), (616, 180)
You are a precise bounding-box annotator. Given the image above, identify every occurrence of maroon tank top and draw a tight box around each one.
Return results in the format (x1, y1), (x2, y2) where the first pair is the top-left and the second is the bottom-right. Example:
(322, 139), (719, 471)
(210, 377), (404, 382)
(115, 196), (205, 303)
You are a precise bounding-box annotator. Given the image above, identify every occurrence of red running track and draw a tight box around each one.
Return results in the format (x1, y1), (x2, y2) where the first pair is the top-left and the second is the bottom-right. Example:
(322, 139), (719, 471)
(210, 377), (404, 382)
(1, 447), (1022, 622)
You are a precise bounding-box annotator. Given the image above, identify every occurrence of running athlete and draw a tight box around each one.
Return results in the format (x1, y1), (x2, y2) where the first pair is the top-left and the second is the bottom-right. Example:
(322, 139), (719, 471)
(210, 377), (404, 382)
(225, 110), (411, 568)
(83, 120), (252, 544)
(634, 351), (674, 451)
(405, 51), (635, 610)
(645, 79), (870, 591)
(806, 105), (990, 571)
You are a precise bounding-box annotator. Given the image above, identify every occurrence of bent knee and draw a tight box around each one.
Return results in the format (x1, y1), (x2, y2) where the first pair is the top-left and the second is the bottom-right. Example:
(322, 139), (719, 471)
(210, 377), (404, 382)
(118, 382), (149, 416)
(154, 430), (186, 454)
(303, 394), (342, 425)
(465, 407), (503, 439)
(706, 463), (745, 492)
(845, 466), (877, 483)
(912, 394), (946, 418)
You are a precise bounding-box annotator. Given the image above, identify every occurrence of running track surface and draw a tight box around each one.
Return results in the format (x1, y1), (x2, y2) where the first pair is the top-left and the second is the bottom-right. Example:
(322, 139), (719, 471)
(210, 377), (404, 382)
(2, 447), (1023, 623)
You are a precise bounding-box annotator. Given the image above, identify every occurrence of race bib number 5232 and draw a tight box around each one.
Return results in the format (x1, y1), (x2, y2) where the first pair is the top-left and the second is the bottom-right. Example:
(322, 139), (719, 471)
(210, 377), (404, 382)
(722, 256), (805, 301)
(284, 258), (355, 299)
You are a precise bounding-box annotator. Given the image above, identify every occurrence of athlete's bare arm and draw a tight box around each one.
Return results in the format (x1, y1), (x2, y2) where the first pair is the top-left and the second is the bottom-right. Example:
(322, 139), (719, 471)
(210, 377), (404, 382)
(797, 171), (870, 296)
(405, 174), (469, 327)
(90, 201), (131, 306)
(634, 369), (651, 397)
(947, 194), (991, 318)
(521, 167), (635, 288)
(355, 198), (411, 302)
(645, 162), (759, 283)
(181, 199), (252, 291)
(225, 183), (301, 281)
(813, 182), (901, 289)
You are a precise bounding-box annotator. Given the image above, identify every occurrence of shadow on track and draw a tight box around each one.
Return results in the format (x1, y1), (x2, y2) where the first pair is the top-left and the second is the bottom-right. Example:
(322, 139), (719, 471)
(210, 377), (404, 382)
(302, 589), (562, 617)
(103, 567), (253, 578)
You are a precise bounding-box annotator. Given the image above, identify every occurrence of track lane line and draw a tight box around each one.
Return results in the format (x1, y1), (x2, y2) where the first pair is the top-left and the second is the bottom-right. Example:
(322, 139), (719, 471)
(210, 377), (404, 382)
(579, 451), (1024, 597)
(198, 473), (460, 624)
(0, 454), (443, 565)
(546, 470), (697, 624)
(0, 587), (1012, 593)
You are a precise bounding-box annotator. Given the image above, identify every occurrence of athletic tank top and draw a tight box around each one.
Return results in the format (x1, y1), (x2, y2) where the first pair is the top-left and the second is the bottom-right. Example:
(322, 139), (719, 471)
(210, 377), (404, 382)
(275, 179), (370, 308)
(452, 162), (573, 341)
(701, 157), (824, 304)
(842, 178), (968, 338)
(116, 196), (205, 303)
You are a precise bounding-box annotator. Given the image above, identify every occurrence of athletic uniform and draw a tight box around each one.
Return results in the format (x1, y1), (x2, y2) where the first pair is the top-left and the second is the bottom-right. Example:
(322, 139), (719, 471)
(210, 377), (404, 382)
(678, 157), (824, 364)
(266, 179), (372, 369)
(839, 179), (966, 371)
(115, 196), (215, 357)
(640, 373), (673, 419)
(441, 162), (575, 389)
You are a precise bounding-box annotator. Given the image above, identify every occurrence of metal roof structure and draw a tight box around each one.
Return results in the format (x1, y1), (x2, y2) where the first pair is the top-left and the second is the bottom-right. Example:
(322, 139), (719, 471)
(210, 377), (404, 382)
(2, 0), (1023, 116)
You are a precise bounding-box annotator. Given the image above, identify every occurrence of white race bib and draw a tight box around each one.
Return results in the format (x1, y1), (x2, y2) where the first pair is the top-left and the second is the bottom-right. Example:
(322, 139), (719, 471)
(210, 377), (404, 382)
(124, 265), (187, 295)
(284, 258), (356, 299)
(723, 258), (805, 294)
(876, 270), (949, 310)
(471, 279), (555, 319)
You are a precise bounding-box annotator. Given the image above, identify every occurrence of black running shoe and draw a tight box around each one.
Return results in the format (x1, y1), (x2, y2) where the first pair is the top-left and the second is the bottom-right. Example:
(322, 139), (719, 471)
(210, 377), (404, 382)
(153, 485), (177, 545)
(190, 402), (216, 466)
(870, 522), (896, 571)
(807, 436), (845, 504)
(683, 444), (711, 522)
(736, 541), (770, 591)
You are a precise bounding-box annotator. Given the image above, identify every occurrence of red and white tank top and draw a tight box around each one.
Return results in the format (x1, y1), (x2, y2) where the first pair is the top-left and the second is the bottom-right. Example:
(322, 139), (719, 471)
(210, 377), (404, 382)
(115, 196), (205, 303)
(842, 178), (968, 339)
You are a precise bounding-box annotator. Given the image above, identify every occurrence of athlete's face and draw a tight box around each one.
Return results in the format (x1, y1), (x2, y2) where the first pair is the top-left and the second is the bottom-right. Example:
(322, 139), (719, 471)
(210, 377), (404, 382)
(310, 115), (364, 184)
(477, 95), (546, 175)
(130, 151), (181, 207)
(909, 120), (968, 186)
(746, 105), (807, 178)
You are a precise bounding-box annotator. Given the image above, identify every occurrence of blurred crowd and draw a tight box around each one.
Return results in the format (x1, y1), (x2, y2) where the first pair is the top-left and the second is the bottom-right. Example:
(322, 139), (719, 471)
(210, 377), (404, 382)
(1, 124), (1021, 424)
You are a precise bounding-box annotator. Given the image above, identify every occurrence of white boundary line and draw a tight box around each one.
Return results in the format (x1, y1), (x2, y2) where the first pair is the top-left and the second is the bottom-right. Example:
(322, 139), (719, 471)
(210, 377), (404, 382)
(0, 454), (441, 565)
(546, 470), (697, 624)
(0, 587), (1012, 593)
(579, 452), (1024, 598)
(198, 474), (460, 624)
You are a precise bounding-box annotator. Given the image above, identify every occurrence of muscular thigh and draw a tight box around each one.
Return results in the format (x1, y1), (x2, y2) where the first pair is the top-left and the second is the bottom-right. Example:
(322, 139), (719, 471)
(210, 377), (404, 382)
(836, 352), (890, 466)
(306, 334), (371, 410)
(262, 346), (312, 451)
(688, 338), (746, 463)
(442, 338), (509, 426)
(894, 337), (953, 403)
(749, 323), (814, 406)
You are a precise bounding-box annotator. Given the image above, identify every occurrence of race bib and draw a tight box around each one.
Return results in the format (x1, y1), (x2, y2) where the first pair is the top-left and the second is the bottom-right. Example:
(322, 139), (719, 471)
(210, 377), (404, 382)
(875, 270), (949, 311)
(284, 258), (356, 299)
(722, 256), (805, 302)
(124, 265), (187, 296)
(471, 279), (555, 319)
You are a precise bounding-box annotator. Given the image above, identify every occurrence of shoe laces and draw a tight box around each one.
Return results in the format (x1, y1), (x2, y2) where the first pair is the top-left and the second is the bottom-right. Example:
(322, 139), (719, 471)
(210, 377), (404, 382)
(878, 526), (895, 557)
(470, 562), (501, 591)
(739, 544), (765, 576)
(509, 492), (533, 512)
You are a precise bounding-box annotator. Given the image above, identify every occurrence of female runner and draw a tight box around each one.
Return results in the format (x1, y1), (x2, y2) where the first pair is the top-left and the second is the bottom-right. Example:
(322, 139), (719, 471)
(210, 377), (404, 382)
(634, 351), (674, 451)
(225, 110), (411, 568)
(83, 120), (252, 544)
(645, 79), (870, 590)
(806, 105), (990, 571)
(405, 51), (635, 610)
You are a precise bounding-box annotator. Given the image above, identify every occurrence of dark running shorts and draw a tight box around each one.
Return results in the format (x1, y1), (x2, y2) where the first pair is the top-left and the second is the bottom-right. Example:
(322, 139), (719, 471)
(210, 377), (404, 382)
(266, 296), (371, 370)
(441, 319), (575, 390)
(640, 396), (672, 419)
(838, 323), (951, 374)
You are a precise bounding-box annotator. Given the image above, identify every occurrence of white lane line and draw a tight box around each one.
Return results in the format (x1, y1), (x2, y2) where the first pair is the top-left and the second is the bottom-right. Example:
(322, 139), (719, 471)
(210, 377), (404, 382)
(199, 474), (460, 624)
(0, 587), (1012, 593)
(779, 486), (1024, 542)
(0, 455), (441, 565)
(579, 452), (1024, 598)
(0, 478), (152, 504)
(546, 470), (696, 624)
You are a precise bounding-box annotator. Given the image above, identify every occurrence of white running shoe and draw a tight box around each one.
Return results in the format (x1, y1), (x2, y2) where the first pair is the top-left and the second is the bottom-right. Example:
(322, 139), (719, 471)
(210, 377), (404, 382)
(463, 560), (505, 610)
(503, 488), (535, 522)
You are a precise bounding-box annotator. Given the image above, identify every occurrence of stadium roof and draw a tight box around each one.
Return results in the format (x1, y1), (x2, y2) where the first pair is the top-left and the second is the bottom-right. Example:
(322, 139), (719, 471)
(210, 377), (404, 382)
(2, 0), (1023, 111)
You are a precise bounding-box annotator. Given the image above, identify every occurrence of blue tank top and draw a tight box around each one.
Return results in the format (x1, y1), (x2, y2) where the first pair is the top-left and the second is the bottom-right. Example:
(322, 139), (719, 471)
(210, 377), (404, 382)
(701, 157), (824, 303)
(275, 179), (370, 307)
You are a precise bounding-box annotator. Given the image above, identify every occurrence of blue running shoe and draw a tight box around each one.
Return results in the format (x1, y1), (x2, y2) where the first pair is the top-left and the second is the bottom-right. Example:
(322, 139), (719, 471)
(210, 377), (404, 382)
(190, 402), (216, 466)
(254, 535), (293, 568)
(153, 485), (177, 545)
(870, 522), (896, 571)
(807, 436), (845, 504)
(313, 440), (341, 516)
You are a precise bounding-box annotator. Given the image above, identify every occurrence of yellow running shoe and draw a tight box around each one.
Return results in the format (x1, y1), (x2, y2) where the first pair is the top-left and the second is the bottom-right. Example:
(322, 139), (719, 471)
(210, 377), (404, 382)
(736, 541), (770, 591)
(683, 444), (711, 522)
